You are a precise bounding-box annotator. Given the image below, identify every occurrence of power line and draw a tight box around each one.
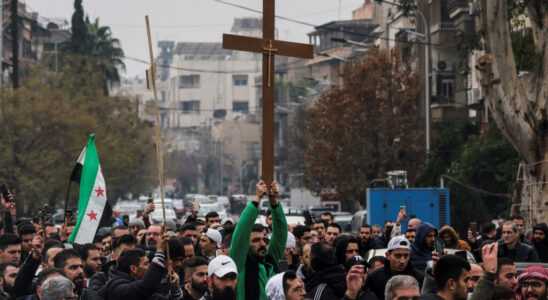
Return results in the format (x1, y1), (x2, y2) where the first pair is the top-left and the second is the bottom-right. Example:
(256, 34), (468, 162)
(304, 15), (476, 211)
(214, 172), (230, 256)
(212, 0), (454, 48)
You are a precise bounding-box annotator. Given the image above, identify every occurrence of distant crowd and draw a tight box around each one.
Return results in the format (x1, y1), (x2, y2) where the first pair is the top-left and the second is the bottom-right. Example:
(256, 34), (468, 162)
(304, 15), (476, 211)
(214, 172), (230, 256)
(0, 181), (546, 300)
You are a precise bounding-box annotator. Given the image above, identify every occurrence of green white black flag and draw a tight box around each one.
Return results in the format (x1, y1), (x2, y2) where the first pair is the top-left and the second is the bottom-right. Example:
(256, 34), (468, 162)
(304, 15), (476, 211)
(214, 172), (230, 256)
(68, 134), (109, 244)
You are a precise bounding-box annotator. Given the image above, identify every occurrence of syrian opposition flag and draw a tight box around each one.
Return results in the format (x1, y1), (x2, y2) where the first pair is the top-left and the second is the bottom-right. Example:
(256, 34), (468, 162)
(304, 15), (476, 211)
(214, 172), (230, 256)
(68, 134), (113, 244)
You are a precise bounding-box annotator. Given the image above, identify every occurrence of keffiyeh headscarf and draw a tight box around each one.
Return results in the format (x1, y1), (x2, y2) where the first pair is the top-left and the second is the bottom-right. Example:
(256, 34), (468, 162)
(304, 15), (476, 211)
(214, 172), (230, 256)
(265, 272), (285, 300)
(514, 265), (548, 300)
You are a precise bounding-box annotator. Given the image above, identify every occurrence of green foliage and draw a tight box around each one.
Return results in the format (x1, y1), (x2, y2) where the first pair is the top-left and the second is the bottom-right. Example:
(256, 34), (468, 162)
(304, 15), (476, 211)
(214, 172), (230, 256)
(0, 58), (156, 214)
(67, 0), (88, 54)
(511, 28), (539, 72)
(62, 3), (125, 93)
(416, 121), (518, 232)
(304, 49), (424, 202)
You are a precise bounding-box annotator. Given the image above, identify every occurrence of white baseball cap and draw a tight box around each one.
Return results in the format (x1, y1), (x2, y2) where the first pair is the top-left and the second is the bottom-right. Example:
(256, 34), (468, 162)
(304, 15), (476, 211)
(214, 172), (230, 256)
(208, 255), (238, 278)
(387, 236), (411, 251)
(286, 232), (296, 251)
(203, 228), (222, 248)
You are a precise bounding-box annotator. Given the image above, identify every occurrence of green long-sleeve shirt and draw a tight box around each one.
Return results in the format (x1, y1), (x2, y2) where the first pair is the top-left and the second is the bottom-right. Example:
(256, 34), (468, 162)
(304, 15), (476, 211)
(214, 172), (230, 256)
(229, 201), (287, 300)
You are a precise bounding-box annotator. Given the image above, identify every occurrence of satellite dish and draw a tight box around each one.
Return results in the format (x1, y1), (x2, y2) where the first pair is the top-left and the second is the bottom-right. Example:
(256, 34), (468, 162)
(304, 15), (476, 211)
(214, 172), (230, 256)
(213, 109), (227, 119)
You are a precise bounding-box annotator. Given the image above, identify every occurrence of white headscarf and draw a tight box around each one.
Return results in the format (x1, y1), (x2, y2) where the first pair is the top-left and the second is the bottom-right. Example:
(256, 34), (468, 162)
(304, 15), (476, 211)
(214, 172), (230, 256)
(265, 272), (285, 300)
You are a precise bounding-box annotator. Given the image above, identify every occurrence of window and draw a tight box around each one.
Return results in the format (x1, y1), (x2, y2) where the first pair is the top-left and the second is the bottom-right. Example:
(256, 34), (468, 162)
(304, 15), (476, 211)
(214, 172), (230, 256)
(179, 75), (200, 89)
(233, 74), (248, 86)
(440, 79), (454, 100)
(181, 100), (200, 114)
(43, 42), (55, 52)
(233, 101), (249, 113)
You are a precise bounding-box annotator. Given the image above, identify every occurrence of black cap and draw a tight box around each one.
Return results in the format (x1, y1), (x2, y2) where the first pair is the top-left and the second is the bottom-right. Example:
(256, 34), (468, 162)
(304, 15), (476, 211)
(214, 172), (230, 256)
(345, 255), (370, 272)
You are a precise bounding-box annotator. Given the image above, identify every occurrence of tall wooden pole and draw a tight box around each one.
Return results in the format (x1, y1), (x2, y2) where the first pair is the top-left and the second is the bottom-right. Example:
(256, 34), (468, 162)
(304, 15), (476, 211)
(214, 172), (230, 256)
(11, 0), (18, 89)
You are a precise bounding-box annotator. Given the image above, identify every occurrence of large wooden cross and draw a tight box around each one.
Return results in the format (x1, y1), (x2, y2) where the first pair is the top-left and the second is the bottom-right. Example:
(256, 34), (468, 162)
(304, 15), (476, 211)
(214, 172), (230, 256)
(223, 0), (313, 188)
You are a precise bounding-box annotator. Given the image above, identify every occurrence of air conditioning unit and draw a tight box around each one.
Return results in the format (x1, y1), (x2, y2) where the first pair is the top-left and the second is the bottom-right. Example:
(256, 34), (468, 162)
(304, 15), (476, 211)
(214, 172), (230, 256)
(467, 88), (483, 105)
(437, 60), (453, 72)
(469, 1), (480, 16)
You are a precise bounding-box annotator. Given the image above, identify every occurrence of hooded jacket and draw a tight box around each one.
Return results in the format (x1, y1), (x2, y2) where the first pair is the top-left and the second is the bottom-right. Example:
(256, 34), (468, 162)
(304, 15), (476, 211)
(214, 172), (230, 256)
(335, 236), (361, 266)
(366, 259), (424, 300)
(532, 223), (548, 263)
(410, 222), (439, 273)
(437, 226), (471, 251)
(304, 265), (347, 300)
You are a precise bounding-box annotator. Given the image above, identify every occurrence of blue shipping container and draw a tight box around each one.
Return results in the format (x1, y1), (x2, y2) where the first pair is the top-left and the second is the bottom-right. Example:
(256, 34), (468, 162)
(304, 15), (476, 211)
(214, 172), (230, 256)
(366, 188), (450, 230)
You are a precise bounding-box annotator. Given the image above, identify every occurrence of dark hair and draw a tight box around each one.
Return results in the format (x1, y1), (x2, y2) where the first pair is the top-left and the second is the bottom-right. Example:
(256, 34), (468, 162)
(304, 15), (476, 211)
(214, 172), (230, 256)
(406, 229), (417, 233)
(310, 242), (336, 272)
(18, 223), (37, 236)
(179, 223), (196, 233)
(0, 262), (18, 277)
(168, 238), (185, 258)
(321, 212), (333, 219)
(42, 240), (64, 264)
(335, 236), (361, 265)
(101, 232), (112, 241)
(368, 256), (387, 266)
(184, 256), (208, 272)
(434, 255), (471, 290)
(482, 223), (496, 235)
(37, 268), (64, 286)
(383, 220), (393, 226)
(282, 270), (298, 295)
(510, 215), (524, 222)
(194, 220), (205, 226)
(252, 223), (266, 233)
(327, 223), (341, 233)
(112, 234), (136, 252)
(0, 234), (21, 251)
(360, 224), (372, 231)
(223, 233), (233, 249)
(205, 212), (219, 222)
(81, 244), (100, 261)
(113, 226), (128, 233)
(181, 237), (194, 247)
(266, 210), (272, 217)
(492, 285), (515, 300)
(117, 248), (146, 274)
(496, 257), (515, 278)
(293, 225), (311, 239)
(53, 249), (82, 270)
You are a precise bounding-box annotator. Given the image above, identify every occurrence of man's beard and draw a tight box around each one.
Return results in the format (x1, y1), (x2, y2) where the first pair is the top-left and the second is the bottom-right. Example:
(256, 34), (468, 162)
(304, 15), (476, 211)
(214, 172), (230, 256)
(211, 285), (237, 300)
(84, 265), (97, 277)
(73, 274), (84, 294)
(523, 290), (545, 300)
(3, 282), (14, 296)
(191, 279), (209, 293)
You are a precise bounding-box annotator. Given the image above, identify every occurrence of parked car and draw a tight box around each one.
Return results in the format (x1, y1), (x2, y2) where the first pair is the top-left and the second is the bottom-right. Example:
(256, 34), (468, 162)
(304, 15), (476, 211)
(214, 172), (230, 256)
(113, 201), (141, 218)
(198, 203), (228, 222)
(149, 199), (178, 223)
(217, 196), (231, 210)
(333, 212), (352, 232)
(309, 206), (335, 220)
(350, 210), (368, 234)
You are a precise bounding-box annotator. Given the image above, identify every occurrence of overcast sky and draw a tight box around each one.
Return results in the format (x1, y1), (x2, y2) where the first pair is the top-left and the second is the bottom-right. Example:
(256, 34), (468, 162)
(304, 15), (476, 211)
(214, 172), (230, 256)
(23, 0), (365, 78)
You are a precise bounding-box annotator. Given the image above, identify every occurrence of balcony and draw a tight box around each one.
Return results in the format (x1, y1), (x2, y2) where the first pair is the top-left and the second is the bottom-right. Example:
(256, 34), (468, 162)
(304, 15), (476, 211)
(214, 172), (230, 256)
(431, 22), (456, 34)
(447, 0), (469, 18)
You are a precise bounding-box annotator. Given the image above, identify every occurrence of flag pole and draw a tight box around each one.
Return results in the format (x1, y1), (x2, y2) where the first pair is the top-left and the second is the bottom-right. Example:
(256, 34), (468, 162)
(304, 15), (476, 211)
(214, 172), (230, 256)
(144, 15), (171, 277)
(63, 180), (72, 224)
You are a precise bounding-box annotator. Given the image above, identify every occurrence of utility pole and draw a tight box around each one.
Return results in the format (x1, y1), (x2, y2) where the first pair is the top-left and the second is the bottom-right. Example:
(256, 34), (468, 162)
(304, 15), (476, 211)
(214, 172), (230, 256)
(11, 0), (18, 89)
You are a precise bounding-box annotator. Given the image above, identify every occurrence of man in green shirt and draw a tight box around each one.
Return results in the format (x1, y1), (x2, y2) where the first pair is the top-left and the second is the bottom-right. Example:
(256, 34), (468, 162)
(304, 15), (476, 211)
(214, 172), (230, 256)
(229, 180), (288, 300)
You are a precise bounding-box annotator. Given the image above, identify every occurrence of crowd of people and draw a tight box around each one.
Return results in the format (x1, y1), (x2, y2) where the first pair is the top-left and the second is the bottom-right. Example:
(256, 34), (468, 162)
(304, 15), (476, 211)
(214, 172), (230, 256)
(0, 181), (546, 300)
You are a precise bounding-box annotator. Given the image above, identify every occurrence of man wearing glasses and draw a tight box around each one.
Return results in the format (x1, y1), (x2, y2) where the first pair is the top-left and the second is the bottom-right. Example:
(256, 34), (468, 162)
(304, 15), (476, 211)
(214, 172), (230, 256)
(366, 236), (424, 300)
(229, 180), (287, 300)
(516, 266), (548, 300)
(498, 221), (539, 262)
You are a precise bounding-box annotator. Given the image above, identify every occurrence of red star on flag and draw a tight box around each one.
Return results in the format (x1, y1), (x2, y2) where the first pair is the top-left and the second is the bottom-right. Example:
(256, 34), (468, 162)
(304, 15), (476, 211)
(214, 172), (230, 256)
(95, 186), (105, 197)
(87, 210), (98, 221)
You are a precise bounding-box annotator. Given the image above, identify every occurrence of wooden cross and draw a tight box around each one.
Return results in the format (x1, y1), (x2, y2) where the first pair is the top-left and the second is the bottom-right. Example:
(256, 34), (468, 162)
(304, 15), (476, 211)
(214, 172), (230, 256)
(223, 0), (313, 188)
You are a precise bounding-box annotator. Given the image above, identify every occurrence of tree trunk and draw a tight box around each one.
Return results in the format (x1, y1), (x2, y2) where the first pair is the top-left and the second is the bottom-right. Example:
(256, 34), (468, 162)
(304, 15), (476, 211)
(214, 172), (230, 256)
(478, 0), (548, 227)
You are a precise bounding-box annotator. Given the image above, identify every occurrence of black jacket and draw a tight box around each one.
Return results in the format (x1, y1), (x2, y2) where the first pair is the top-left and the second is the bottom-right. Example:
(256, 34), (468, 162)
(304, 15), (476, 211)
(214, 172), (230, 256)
(360, 238), (379, 256)
(80, 288), (102, 300)
(533, 223), (548, 263)
(366, 260), (424, 300)
(13, 254), (41, 298)
(419, 293), (445, 300)
(410, 222), (439, 273)
(305, 265), (347, 300)
(99, 252), (180, 300)
(497, 240), (539, 262)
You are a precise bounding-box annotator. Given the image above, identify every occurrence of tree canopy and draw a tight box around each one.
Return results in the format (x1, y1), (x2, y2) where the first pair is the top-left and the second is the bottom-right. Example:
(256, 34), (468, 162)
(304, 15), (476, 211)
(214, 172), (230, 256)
(303, 49), (424, 203)
(0, 58), (155, 214)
